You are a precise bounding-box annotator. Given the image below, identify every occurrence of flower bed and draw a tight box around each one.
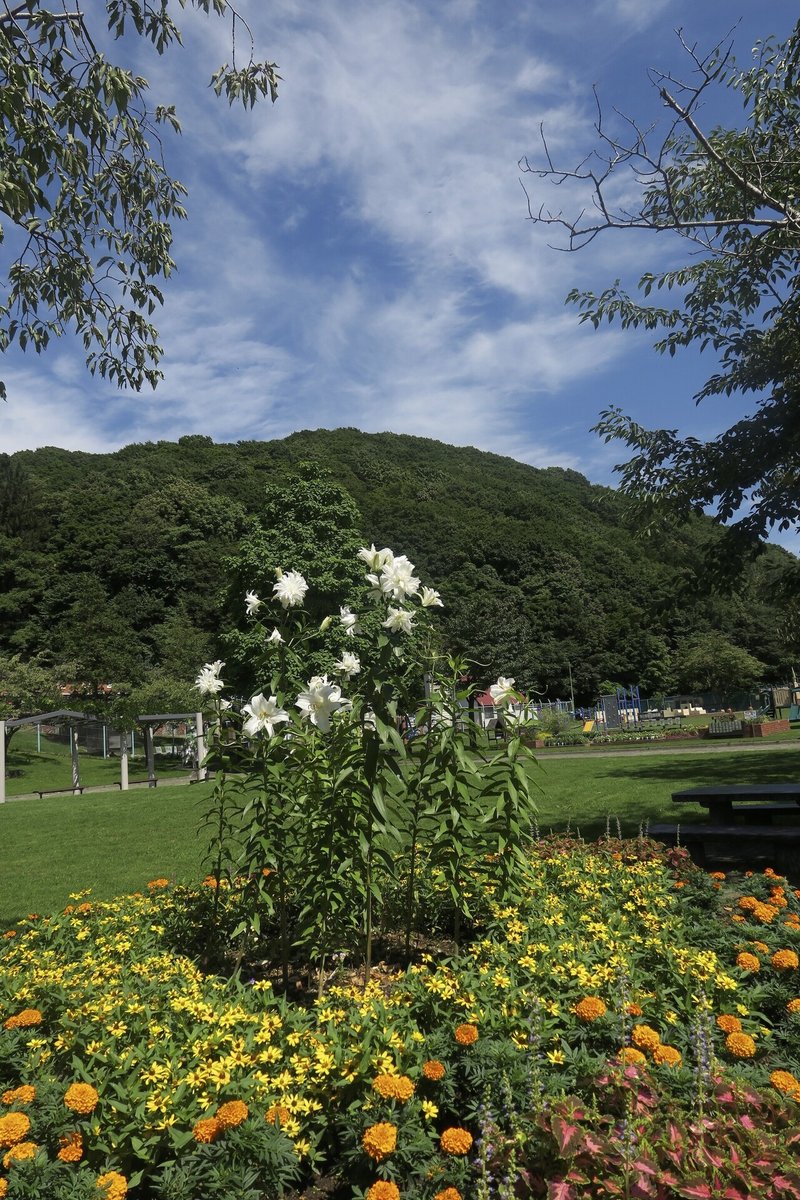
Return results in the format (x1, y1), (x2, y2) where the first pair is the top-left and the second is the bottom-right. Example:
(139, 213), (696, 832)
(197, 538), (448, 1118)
(2, 840), (800, 1198)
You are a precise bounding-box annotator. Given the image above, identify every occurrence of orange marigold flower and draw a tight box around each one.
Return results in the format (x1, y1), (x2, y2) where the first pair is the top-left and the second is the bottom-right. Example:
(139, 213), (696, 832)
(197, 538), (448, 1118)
(0, 1178), (7, 1198)
(574, 996), (606, 1021)
(738, 896), (759, 911)
(64, 1082), (99, 1114)
(366, 1183), (401, 1200)
(216, 1100), (248, 1129)
(787, 998), (800, 1014)
(147, 878), (169, 890)
(772, 949), (799, 971)
(372, 1075), (415, 1103)
(0, 1112), (31, 1148)
(1, 1085), (35, 1106)
(751, 941), (770, 954)
(731, 915), (745, 922)
(618, 1047), (646, 1065)
(770, 893), (788, 908)
(265, 1104), (291, 1126)
(57, 1131), (84, 1163)
(726, 1031), (757, 1059)
(193, 1117), (220, 1143)
(652, 1044), (682, 1068)
(709, 871), (726, 881)
(202, 875), (219, 888)
(362, 1122), (397, 1161)
(75, 903), (92, 915)
(716, 1014), (742, 1033)
(440, 1127), (473, 1156)
(96, 1170), (128, 1200)
(626, 1003), (643, 1017)
(434, 1190), (463, 1200)
(2, 931), (15, 939)
(630, 1025), (661, 1052)
(422, 1059), (446, 1081)
(753, 902), (778, 924)
(454, 1023), (478, 1046)
(2, 1140), (37, 1168)
(3, 1009), (42, 1030)
(736, 952), (760, 972)
(770, 1070), (800, 1098)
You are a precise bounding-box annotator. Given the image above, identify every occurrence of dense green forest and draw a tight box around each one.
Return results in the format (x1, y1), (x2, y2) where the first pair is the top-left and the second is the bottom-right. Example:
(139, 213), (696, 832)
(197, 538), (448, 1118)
(1, 429), (797, 712)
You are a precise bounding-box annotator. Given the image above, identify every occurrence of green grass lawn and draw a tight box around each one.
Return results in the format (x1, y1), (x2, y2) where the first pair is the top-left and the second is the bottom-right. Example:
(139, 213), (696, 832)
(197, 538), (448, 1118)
(2, 744), (799, 927)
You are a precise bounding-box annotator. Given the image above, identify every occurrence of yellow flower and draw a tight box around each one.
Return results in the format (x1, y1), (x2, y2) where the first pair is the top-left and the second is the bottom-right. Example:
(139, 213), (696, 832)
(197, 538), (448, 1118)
(770, 1070), (800, 1099)
(362, 1122), (397, 1161)
(440, 1127), (473, 1155)
(367, 1183), (401, 1200)
(454, 1023), (478, 1046)
(545, 1049), (565, 1064)
(422, 1059), (445, 1081)
(216, 1100), (248, 1129)
(1, 1086), (35, 1107)
(652, 1044), (682, 1068)
(57, 1131), (84, 1162)
(787, 998), (800, 1014)
(736, 952), (760, 972)
(716, 1014), (742, 1033)
(65, 1082), (99, 1114)
(97, 1170), (128, 1200)
(2, 1008), (42, 1030)
(0, 1112), (31, 1148)
(725, 1031), (757, 1059)
(372, 1074), (415, 1103)
(2, 1140), (37, 1168)
(574, 996), (606, 1021)
(0, 1177), (7, 1198)
(630, 1025), (660, 1052)
(421, 1100), (439, 1120)
(193, 1117), (220, 1143)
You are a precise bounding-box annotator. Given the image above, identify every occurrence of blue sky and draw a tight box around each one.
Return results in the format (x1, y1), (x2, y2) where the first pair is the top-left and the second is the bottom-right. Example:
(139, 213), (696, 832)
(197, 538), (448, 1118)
(2, 1), (797, 548)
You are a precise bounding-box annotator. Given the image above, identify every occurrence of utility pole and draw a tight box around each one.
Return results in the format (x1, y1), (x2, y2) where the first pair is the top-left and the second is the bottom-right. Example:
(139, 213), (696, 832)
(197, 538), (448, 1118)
(568, 663), (575, 714)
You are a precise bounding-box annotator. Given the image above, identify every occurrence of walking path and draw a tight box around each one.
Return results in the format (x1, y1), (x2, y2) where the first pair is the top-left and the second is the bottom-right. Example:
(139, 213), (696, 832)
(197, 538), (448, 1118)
(542, 740), (800, 760)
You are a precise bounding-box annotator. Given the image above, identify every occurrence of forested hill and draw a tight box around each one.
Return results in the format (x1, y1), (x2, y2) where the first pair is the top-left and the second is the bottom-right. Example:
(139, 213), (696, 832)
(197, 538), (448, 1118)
(1, 429), (796, 704)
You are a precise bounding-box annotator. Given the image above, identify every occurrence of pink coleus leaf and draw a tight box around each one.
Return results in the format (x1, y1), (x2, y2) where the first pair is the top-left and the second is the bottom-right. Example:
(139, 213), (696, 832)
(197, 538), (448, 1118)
(551, 1116), (584, 1156)
(547, 1180), (575, 1200)
(676, 1182), (713, 1199)
(739, 1114), (756, 1130)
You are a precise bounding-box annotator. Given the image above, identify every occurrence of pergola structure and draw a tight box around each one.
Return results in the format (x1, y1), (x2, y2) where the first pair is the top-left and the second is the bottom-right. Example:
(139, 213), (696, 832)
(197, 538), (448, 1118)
(0, 710), (207, 803)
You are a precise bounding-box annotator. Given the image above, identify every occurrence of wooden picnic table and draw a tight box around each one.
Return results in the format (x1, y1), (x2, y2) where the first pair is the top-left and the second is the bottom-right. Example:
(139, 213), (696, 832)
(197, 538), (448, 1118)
(672, 782), (800, 824)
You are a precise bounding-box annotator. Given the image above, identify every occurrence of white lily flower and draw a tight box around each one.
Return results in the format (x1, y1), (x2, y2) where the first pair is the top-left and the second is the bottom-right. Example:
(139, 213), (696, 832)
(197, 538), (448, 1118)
(267, 628), (284, 645)
(195, 660), (225, 695)
(489, 677), (517, 707)
(420, 586), (444, 608)
(383, 607), (415, 634)
(340, 605), (361, 637)
(334, 651), (361, 677)
(243, 693), (289, 738)
(245, 590), (262, 616)
(380, 554), (420, 601)
(295, 674), (347, 732)
(273, 569), (308, 609)
(365, 572), (384, 598)
(358, 545), (394, 571)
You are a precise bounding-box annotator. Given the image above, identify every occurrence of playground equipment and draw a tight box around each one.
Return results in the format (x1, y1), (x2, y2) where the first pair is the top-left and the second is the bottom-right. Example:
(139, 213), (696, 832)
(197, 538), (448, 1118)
(598, 685), (642, 730)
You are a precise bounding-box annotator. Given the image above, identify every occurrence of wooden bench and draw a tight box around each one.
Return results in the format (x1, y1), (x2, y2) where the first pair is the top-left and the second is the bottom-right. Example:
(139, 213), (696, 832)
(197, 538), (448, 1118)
(36, 786), (84, 799)
(652, 783), (800, 869)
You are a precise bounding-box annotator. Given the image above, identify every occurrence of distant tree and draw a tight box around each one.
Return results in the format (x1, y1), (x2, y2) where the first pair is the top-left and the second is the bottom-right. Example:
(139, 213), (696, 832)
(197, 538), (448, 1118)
(0, 2), (279, 397)
(0, 653), (61, 719)
(673, 631), (765, 694)
(522, 20), (800, 549)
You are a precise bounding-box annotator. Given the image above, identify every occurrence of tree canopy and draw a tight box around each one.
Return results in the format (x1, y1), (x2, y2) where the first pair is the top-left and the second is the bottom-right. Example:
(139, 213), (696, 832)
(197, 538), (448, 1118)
(2, 429), (796, 707)
(0, 1), (278, 396)
(522, 19), (800, 548)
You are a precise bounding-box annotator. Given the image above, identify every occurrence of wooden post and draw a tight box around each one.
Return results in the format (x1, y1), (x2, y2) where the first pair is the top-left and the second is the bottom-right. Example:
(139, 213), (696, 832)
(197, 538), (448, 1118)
(0, 720), (6, 804)
(70, 726), (81, 794)
(195, 712), (207, 781)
